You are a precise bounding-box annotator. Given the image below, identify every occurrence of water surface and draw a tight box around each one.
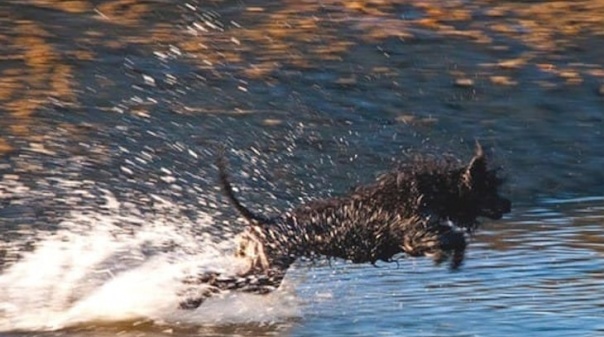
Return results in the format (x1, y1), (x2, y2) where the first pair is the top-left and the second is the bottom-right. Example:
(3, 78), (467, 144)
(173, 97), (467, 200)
(1, 1), (603, 336)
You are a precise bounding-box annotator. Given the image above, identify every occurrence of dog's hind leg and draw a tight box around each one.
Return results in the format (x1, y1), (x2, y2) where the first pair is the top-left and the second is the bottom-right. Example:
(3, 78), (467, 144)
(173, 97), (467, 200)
(178, 268), (287, 309)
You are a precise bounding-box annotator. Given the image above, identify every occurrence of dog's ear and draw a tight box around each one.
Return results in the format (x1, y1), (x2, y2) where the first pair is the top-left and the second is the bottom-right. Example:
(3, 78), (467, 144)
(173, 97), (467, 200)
(462, 142), (486, 188)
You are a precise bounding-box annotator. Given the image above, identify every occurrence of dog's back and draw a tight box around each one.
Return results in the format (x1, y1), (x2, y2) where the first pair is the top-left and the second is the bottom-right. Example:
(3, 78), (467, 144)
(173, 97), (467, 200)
(218, 144), (509, 268)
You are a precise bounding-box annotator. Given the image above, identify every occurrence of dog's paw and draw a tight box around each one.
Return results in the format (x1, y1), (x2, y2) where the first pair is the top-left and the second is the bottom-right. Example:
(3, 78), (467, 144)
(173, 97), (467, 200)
(403, 225), (467, 269)
(177, 285), (221, 310)
(182, 271), (220, 285)
(179, 297), (204, 310)
(437, 229), (467, 269)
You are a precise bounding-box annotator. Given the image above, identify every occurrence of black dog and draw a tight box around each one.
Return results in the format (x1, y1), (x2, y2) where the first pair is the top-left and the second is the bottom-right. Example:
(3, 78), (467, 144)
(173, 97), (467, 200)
(179, 144), (511, 309)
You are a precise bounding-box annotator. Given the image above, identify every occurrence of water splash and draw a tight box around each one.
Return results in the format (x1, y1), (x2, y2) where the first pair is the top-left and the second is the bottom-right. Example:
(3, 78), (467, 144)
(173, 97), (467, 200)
(0, 188), (300, 332)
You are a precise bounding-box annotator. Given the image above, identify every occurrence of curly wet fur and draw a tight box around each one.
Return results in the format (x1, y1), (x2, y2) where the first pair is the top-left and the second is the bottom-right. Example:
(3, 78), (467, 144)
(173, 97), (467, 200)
(179, 144), (511, 309)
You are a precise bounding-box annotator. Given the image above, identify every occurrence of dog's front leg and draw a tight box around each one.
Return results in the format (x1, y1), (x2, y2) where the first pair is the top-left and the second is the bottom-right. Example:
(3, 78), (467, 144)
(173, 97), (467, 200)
(402, 223), (467, 269)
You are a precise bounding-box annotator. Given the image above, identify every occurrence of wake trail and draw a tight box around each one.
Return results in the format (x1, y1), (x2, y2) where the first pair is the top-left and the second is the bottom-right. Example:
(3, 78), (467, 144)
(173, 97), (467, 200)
(0, 188), (299, 332)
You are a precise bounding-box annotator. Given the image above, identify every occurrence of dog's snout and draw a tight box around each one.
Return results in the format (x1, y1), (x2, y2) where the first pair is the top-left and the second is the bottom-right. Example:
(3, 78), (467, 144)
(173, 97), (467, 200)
(481, 197), (511, 220)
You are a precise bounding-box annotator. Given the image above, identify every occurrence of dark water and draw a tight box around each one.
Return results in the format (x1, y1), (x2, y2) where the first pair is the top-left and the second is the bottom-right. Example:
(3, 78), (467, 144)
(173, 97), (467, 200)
(1, 1), (603, 336)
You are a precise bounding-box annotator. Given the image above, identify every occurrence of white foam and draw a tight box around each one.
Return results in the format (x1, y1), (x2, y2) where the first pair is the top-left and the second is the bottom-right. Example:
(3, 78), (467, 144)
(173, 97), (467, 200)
(0, 189), (300, 332)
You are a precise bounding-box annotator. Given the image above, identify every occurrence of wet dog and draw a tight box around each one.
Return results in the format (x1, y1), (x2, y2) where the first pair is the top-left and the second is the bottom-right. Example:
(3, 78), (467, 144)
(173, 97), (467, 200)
(179, 144), (511, 309)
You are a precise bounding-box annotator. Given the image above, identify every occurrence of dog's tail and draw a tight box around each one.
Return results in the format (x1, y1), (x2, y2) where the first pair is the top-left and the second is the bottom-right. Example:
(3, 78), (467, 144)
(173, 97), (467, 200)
(216, 152), (270, 225)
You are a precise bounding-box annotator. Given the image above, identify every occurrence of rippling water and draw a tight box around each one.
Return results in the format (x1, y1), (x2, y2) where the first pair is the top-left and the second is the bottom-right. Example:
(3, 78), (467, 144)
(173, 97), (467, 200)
(1, 0), (603, 336)
(1, 196), (602, 336)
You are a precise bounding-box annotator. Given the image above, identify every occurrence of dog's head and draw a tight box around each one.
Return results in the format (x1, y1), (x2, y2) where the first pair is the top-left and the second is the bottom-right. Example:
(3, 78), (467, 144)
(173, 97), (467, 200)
(440, 143), (511, 229)
(394, 144), (510, 268)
